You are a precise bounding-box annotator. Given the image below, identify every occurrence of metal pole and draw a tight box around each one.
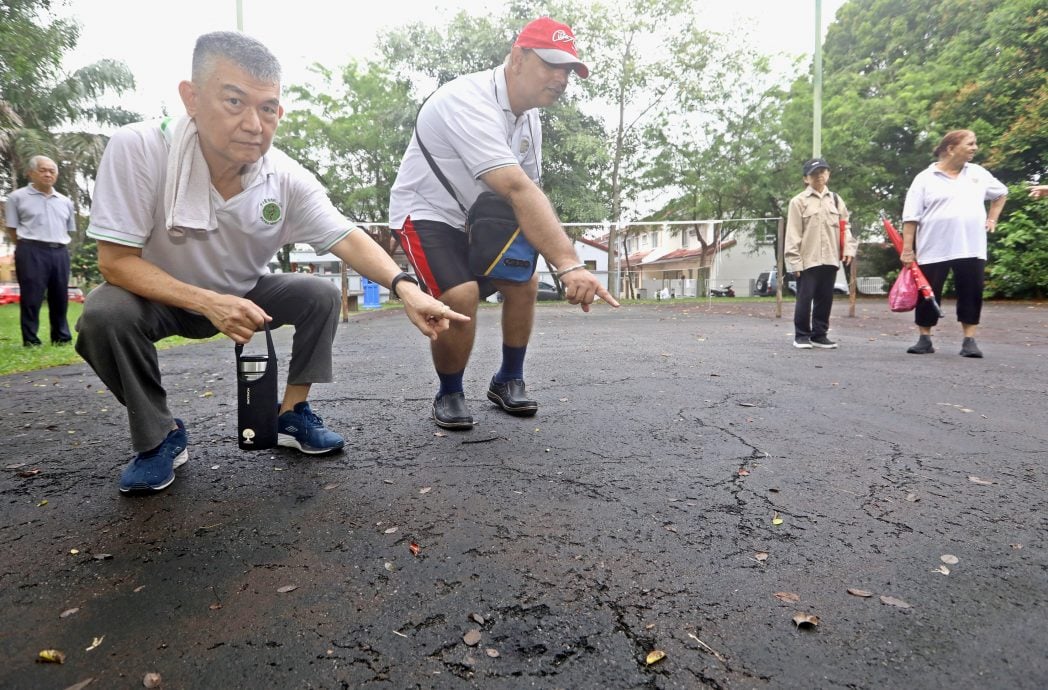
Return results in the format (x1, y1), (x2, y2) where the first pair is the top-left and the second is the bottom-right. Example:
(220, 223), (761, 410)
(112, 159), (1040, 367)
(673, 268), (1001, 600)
(775, 217), (785, 319)
(813, 0), (823, 158)
(236, 0), (244, 30)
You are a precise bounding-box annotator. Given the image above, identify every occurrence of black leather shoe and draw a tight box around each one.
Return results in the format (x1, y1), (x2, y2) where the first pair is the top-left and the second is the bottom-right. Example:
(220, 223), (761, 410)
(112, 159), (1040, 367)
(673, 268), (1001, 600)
(432, 392), (474, 430)
(487, 378), (539, 416)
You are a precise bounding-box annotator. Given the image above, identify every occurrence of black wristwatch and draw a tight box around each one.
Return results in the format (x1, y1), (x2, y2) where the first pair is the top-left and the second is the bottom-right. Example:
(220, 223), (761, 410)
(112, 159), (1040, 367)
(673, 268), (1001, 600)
(390, 271), (419, 299)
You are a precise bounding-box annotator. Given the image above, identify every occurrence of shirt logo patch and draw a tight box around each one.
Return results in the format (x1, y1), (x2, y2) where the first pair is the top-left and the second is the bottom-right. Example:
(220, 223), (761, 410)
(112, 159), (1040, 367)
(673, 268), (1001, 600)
(260, 200), (282, 225)
(519, 138), (531, 155)
(551, 29), (575, 44)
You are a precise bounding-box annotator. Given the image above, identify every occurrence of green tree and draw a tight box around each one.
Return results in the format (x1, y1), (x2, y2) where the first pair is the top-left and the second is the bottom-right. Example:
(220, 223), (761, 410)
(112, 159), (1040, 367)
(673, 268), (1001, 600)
(779, 0), (1046, 235)
(986, 185), (1048, 298)
(280, 62), (416, 224)
(1, 0), (138, 284)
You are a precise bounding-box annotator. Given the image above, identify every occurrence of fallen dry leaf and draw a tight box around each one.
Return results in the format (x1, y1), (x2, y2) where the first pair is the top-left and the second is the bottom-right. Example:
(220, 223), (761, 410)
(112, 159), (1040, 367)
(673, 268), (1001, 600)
(847, 588), (874, 598)
(64, 679), (95, 690)
(93, 553), (113, 561)
(276, 585), (298, 593)
(209, 603), (223, 610)
(37, 649), (66, 664)
(463, 629), (482, 646)
(905, 493), (919, 502)
(85, 636), (104, 652)
(409, 542), (421, 556)
(485, 647), (500, 658)
(143, 672), (162, 688)
(737, 468), (750, 476)
(384, 562), (395, 572)
(384, 527), (398, 534)
(754, 552), (769, 562)
(69, 549), (80, 555)
(792, 613), (820, 628)
(470, 613), (485, 625)
(879, 595), (912, 609)
(37, 499), (48, 507)
(940, 554), (959, 565)
(772, 513), (784, 526)
(60, 606), (81, 618)
(133, 585), (146, 593)
(934, 565), (950, 576)
(645, 649), (666, 665)
(434, 431), (447, 437)
(774, 592), (800, 603)
(419, 487), (432, 494)
(18, 469), (41, 477)
(322, 483), (338, 491)
(968, 475), (994, 486)
(1010, 543), (1023, 550)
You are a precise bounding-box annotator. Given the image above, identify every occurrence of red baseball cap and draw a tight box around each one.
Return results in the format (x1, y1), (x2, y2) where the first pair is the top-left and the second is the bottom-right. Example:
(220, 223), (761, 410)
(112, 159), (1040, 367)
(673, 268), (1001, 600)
(514, 17), (589, 79)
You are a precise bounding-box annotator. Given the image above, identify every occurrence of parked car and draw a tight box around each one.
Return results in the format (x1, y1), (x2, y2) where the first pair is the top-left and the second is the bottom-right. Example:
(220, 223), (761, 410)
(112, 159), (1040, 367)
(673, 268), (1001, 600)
(753, 268), (847, 296)
(0, 283), (20, 305)
(495, 281), (563, 303)
(0, 284), (85, 304)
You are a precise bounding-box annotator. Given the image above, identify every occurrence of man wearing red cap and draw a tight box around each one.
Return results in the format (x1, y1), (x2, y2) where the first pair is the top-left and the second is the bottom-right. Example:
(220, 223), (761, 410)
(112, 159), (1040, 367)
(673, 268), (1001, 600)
(389, 16), (617, 430)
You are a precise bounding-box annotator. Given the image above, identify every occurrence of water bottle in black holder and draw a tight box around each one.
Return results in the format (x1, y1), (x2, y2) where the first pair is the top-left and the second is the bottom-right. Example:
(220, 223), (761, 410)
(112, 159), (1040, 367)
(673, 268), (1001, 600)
(235, 324), (279, 450)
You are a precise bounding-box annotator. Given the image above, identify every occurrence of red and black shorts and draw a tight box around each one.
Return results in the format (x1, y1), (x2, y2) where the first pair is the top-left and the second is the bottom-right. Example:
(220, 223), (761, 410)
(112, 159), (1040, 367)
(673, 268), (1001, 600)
(392, 217), (496, 300)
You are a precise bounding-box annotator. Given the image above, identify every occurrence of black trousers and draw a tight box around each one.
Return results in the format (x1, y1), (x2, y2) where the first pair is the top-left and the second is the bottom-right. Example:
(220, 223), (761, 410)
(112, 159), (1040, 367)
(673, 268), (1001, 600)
(915, 257), (985, 328)
(75, 273), (341, 452)
(14, 241), (71, 345)
(793, 264), (838, 339)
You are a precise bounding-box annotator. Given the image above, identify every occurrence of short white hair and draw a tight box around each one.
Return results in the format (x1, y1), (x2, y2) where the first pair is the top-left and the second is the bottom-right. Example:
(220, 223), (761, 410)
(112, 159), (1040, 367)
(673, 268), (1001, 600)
(27, 156), (56, 173)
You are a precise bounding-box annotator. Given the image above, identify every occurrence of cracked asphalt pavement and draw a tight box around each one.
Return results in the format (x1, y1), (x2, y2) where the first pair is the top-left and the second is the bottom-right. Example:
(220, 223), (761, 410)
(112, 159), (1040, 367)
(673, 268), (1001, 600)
(2, 299), (1046, 689)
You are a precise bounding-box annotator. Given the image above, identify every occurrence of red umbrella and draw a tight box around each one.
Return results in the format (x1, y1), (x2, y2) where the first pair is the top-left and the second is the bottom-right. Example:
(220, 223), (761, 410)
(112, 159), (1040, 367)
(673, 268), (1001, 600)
(880, 211), (943, 317)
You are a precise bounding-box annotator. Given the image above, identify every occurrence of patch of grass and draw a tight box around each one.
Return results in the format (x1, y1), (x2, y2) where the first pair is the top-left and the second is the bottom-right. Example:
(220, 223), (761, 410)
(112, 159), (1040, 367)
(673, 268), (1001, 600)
(0, 303), (221, 376)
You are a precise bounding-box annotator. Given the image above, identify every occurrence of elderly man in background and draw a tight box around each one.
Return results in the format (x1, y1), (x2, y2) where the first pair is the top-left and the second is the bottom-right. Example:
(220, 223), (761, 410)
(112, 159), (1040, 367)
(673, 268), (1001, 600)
(4, 155), (76, 346)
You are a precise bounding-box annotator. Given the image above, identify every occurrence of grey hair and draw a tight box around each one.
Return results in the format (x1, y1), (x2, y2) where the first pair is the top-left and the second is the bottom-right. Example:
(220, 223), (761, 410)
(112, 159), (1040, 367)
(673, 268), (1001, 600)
(192, 31), (281, 85)
(27, 155), (56, 172)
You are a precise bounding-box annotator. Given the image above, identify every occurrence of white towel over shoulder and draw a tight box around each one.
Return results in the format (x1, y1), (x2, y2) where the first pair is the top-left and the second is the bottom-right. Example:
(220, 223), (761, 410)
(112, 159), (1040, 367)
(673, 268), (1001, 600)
(164, 116), (217, 235)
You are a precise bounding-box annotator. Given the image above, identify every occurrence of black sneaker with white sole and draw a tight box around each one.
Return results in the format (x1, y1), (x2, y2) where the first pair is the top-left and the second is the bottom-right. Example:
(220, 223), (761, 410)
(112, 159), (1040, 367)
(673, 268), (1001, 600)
(810, 335), (838, 349)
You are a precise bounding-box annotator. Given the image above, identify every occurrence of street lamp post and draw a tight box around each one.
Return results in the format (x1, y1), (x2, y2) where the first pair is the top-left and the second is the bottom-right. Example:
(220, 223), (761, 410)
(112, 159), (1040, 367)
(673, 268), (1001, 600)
(813, 0), (822, 158)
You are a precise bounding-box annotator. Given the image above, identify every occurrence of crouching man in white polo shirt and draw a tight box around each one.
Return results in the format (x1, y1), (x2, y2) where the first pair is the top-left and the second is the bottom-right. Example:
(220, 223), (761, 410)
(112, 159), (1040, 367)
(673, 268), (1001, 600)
(76, 32), (467, 494)
(389, 16), (618, 431)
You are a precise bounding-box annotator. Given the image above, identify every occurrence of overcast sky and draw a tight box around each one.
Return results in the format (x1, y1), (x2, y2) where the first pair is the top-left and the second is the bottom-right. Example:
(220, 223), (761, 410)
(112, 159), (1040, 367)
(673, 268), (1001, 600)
(58, 0), (848, 120)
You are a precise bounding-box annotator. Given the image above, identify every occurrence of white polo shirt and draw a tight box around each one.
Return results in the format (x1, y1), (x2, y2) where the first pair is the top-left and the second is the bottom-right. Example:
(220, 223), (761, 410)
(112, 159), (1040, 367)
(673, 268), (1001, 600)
(389, 65), (542, 230)
(902, 162), (1008, 264)
(87, 119), (353, 296)
(5, 184), (75, 244)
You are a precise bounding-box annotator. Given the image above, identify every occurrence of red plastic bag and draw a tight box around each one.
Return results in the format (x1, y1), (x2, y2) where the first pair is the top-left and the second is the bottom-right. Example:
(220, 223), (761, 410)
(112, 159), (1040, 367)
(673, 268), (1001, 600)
(889, 265), (919, 312)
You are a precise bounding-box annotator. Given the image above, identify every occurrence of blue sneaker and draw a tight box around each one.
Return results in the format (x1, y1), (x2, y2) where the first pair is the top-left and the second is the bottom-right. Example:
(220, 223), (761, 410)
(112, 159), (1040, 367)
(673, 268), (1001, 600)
(119, 419), (188, 494)
(278, 402), (344, 455)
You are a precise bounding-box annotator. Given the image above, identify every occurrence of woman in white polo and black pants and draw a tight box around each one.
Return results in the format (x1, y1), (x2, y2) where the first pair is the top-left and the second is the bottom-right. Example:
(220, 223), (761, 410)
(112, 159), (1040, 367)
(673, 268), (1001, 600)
(900, 129), (1008, 358)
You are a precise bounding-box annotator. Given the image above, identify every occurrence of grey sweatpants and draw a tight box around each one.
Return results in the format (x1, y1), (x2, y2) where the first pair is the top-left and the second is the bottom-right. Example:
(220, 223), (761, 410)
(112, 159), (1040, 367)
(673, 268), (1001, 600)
(75, 273), (340, 453)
